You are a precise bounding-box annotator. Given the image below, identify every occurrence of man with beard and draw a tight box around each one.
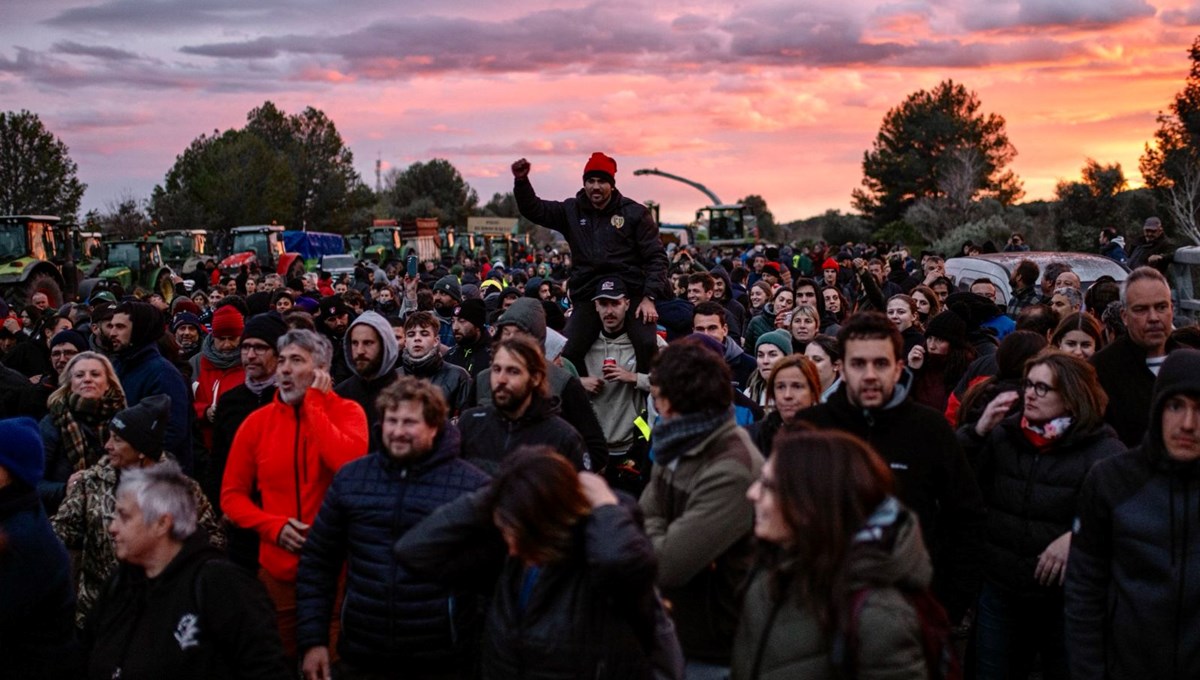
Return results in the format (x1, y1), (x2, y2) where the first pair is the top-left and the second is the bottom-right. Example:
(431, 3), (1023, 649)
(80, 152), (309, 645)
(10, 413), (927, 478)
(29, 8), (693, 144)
(445, 299), (491, 380)
(297, 378), (489, 680)
(397, 312), (472, 417)
(222, 329), (367, 659)
(1091, 267), (1179, 447)
(335, 311), (400, 453)
(581, 277), (655, 479)
(108, 301), (193, 474)
(1128, 216), (1176, 274)
(458, 336), (588, 475)
(316, 296), (353, 384)
(513, 154), (669, 377)
(191, 305), (246, 454)
(209, 312), (288, 568)
(431, 276), (461, 349)
(172, 312), (204, 363)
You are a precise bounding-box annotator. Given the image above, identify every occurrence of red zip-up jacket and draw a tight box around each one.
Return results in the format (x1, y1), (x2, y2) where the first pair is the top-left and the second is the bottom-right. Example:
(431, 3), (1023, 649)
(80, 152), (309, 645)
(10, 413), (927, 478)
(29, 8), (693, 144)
(221, 387), (367, 582)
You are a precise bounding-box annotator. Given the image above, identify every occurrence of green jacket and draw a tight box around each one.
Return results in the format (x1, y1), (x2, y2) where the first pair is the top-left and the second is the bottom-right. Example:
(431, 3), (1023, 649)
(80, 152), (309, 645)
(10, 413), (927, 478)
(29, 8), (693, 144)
(640, 419), (763, 664)
(732, 498), (931, 680)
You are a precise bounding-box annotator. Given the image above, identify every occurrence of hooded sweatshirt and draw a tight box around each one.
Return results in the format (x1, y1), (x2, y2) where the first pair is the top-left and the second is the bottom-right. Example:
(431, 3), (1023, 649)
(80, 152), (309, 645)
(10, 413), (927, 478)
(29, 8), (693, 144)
(1066, 349), (1200, 680)
(583, 327), (649, 453)
(334, 312), (400, 453)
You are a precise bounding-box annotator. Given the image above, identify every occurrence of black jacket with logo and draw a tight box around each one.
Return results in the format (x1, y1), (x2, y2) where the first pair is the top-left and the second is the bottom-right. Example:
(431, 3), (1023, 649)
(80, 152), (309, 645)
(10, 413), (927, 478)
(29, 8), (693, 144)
(515, 177), (669, 301)
(84, 533), (290, 680)
(458, 394), (588, 475)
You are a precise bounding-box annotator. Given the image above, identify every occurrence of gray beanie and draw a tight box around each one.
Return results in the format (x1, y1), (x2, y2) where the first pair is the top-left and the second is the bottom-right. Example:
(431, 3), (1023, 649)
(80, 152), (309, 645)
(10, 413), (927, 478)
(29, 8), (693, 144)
(434, 275), (462, 302)
(755, 329), (793, 356)
(496, 297), (547, 344)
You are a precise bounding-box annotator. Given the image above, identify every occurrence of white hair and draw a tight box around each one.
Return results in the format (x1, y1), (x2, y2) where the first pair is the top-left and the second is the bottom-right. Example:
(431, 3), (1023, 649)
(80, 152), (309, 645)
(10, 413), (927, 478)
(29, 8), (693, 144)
(117, 460), (197, 541)
(278, 329), (333, 369)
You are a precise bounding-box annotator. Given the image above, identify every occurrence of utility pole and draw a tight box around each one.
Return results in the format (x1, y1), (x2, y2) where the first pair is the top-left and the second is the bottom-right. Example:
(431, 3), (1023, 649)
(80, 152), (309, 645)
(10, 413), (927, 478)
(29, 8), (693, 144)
(375, 153), (382, 194)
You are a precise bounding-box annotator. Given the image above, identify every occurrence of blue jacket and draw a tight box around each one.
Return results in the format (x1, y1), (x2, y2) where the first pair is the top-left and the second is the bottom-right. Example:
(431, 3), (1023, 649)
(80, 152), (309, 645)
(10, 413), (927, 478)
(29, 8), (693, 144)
(0, 484), (83, 679)
(114, 342), (193, 473)
(295, 425), (490, 672)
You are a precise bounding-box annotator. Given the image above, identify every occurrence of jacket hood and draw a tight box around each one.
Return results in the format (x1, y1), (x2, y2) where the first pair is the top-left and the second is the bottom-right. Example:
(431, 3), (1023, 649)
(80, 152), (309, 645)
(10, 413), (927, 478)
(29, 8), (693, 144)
(709, 265), (733, 301)
(1146, 349), (1200, 459)
(344, 311), (399, 381)
(847, 496), (932, 590)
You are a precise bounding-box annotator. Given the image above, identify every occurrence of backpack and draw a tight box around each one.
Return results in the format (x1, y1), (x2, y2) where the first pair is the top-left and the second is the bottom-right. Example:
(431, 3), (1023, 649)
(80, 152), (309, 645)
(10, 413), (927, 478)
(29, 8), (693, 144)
(835, 587), (963, 680)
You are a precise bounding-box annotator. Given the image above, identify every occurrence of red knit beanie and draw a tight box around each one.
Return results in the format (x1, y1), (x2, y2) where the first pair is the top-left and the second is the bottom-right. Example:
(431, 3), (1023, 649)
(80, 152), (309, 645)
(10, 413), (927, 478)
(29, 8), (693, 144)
(583, 152), (617, 185)
(211, 305), (245, 338)
(821, 257), (839, 271)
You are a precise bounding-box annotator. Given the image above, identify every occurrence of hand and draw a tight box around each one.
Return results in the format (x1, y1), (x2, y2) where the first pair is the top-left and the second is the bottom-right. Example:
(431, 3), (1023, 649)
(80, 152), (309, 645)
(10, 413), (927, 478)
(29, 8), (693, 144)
(1035, 531), (1071, 586)
(907, 344), (925, 370)
(774, 313), (790, 330)
(28, 374), (42, 384)
(1149, 254), (1163, 264)
(580, 376), (604, 394)
(975, 390), (1020, 437)
(853, 257), (866, 272)
(511, 158), (531, 180)
(66, 470), (86, 494)
(635, 297), (658, 324)
(403, 275), (419, 299)
(206, 405), (216, 422)
(311, 369), (332, 394)
(578, 472), (619, 508)
(2, 317), (18, 333)
(277, 518), (310, 553)
(602, 363), (635, 384)
(301, 646), (331, 680)
(924, 269), (941, 285)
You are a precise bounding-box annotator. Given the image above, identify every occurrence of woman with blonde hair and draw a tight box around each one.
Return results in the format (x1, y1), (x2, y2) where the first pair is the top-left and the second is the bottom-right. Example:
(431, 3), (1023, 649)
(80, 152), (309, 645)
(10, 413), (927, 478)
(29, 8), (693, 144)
(38, 351), (126, 514)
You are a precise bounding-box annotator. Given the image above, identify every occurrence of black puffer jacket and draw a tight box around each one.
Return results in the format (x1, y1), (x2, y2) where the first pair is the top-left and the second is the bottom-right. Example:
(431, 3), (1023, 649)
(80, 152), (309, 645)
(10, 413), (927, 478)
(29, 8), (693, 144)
(397, 490), (659, 680)
(458, 395), (588, 475)
(1066, 349), (1200, 680)
(296, 425), (489, 672)
(399, 353), (473, 416)
(515, 177), (669, 301)
(960, 415), (1123, 593)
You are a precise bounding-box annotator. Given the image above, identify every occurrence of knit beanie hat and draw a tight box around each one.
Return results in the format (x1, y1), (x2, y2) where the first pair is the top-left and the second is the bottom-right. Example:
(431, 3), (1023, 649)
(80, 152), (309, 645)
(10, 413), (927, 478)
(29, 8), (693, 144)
(0, 416), (44, 488)
(452, 299), (487, 330)
(318, 296), (350, 320)
(49, 329), (89, 354)
(496, 297), (547, 343)
(242, 312), (288, 349)
(294, 296), (320, 314)
(434, 275), (462, 303)
(822, 257), (839, 271)
(925, 310), (969, 349)
(109, 394), (171, 460)
(755, 329), (793, 356)
(583, 152), (617, 185)
(171, 312), (203, 334)
(211, 305), (245, 338)
(171, 298), (201, 317)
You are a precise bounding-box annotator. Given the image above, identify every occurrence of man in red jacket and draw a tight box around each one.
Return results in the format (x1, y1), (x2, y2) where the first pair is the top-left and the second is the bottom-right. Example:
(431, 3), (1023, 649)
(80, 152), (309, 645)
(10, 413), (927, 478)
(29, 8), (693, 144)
(221, 328), (368, 660)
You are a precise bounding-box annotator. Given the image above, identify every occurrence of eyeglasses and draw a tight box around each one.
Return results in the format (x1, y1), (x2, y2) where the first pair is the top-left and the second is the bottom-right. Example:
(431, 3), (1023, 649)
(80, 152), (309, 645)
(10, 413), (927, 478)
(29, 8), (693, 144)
(240, 343), (273, 354)
(1022, 379), (1056, 397)
(50, 349), (79, 359)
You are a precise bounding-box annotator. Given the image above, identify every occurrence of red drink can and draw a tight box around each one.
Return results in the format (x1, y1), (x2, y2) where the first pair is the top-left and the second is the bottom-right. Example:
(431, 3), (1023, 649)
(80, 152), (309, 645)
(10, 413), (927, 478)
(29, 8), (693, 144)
(603, 358), (617, 368)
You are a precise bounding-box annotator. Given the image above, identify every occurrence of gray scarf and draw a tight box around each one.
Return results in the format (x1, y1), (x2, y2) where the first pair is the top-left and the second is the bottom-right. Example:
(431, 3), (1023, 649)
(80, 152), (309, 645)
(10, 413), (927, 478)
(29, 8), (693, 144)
(652, 410), (731, 466)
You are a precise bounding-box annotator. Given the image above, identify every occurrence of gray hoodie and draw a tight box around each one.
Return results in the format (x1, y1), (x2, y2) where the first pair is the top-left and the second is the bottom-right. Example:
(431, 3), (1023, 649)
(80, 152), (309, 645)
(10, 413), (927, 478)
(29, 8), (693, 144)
(335, 312), (400, 452)
(342, 311), (399, 382)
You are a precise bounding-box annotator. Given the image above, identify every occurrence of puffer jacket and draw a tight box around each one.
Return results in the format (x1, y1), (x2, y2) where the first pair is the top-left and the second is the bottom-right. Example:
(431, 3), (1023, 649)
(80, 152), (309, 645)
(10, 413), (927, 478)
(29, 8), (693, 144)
(397, 490), (660, 680)
(398, 351), (473, 416)
(51, 456), (225, 627)
(221, 388), (368, 582)
(458, 395), (588, 475)
(732, 498), (930, 680)
(960, 415), (1123, 593)
(1066, 349), (1200, 680)
(296, 426), (489, 672)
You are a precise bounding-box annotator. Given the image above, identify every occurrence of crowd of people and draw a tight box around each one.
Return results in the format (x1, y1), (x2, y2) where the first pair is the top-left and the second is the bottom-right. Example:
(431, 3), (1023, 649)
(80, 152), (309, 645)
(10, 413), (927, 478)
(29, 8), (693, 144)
(1, 152), (1199, 680)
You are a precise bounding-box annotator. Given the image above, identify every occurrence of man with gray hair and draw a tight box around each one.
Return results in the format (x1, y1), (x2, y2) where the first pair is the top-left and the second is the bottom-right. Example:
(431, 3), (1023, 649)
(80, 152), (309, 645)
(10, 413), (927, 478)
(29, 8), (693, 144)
(221, 328), (368, 659)
(87, 461), (291, 679)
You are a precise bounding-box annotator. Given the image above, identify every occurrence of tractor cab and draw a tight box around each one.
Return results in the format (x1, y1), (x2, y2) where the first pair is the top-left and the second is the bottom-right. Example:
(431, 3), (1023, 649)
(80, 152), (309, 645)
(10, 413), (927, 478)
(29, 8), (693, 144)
(0, 215), (70, 306)
(696, 204), (757, 244)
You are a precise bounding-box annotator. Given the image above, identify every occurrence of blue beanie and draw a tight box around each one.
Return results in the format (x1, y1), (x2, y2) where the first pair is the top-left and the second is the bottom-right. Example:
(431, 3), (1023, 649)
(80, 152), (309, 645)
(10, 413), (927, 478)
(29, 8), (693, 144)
(0, 417), (45, 488)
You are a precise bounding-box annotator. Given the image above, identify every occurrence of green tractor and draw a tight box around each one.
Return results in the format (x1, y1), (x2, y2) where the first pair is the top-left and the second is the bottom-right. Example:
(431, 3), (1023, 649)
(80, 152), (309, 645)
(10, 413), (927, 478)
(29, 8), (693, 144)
(159, 229), (211, 276)
(73, 229), (104, 278)
(0, 215), (75, 307)
(361, 223), (403, 265)
(81, 237), (175, 303)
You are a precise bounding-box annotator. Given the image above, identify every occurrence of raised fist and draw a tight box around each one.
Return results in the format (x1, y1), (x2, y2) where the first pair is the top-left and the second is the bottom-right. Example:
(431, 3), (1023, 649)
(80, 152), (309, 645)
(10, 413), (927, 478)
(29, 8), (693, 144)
(511, 158), (531, 179)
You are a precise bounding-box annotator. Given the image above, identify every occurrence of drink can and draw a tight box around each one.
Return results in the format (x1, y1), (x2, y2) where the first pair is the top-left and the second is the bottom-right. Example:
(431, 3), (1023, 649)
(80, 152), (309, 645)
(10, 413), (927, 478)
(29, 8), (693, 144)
(603, 358), (617, 368)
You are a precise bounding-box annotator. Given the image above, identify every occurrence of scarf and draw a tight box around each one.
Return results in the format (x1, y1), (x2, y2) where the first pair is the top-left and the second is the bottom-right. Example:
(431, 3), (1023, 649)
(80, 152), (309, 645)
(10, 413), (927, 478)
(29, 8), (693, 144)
(1021, 416), (1073, 450)
(245, 373), (277, 397)
(652, 409), (731, 466)
(200, 334), (241, 370)
(402, 347), (443, 376)
(50, 389), (126, 472)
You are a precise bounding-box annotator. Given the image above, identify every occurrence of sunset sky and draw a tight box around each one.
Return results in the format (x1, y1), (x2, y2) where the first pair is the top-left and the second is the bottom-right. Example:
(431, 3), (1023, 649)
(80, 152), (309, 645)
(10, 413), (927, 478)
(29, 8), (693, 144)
(4, 0), (1200, 225)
